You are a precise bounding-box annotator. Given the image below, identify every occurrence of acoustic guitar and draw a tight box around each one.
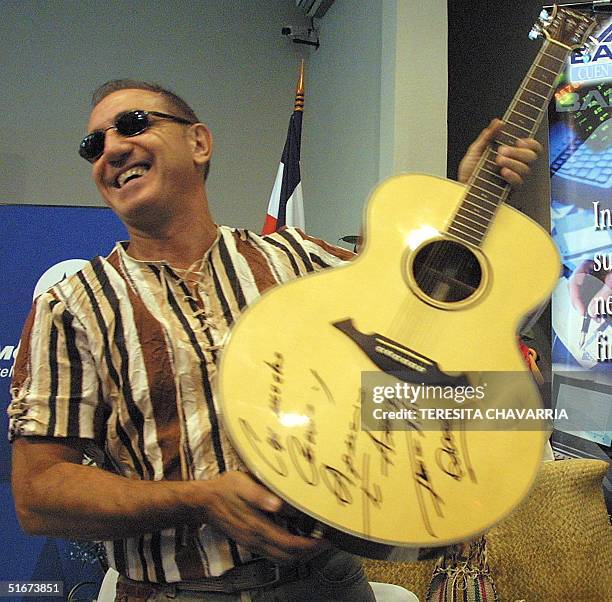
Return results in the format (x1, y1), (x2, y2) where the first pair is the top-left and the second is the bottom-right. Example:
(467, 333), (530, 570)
(219, 6), (596, 561)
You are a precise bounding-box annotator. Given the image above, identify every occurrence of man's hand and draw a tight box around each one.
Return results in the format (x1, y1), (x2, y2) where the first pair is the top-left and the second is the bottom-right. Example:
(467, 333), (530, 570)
(197, 471), (326, 563)
(458, 119), (542, 186)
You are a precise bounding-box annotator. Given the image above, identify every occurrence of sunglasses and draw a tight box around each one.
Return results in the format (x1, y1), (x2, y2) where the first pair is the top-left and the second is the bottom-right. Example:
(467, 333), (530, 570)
(79, 109), (195, 163)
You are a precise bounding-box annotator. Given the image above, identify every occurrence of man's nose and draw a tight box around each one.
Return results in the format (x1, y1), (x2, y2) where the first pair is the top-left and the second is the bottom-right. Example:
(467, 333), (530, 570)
(102, 129), (132, 163)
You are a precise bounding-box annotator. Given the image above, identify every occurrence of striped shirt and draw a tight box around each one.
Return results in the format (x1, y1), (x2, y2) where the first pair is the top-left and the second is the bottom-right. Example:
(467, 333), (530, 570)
(8, 226), (353, 583)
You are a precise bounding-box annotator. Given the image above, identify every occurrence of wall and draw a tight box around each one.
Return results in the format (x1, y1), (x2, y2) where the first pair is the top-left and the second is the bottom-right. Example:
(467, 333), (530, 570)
(300, 1), (383, 244)
(302, 0), (448, 243)
(0, 0), (308, 231)
(379, 0), (448, 180)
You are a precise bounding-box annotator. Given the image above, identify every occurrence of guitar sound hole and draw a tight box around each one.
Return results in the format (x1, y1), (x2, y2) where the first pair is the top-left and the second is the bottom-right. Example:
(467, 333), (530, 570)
(412, 240), (482, 303)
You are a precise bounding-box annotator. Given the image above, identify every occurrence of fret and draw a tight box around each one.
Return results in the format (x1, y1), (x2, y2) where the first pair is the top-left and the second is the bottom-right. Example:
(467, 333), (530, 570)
(517, 90), (548, 110)
(515, 99), (541, 114)
(453, 223), (487, 240)
(510, 109), (536, 126)
(448, 225), (482, 244)
(519, 85), (548, 101)
(466, 198), (500, 215)
(452, 218), (487, 237)
(457, 207), (489, 224)
(459, 205), (493, 221)
(462, 199), (495, 216)
(506, 113), (533, 134)
(533, 65), (559, 78)
(466, 189), (499, 208)
(533, 63), (557, 77)
(477, 170), (506, 189)
(471, 176), (504, 197)
(530, 75), (551, 87)
(524, 78), (551, 98)
(465, 197), (499, 216)
(454, 211), (488, 229)
(541, 50), (565, 64)
(471, 184), (499, 202)
(502, 122), (531, 139)
(536, 57), (564, 74)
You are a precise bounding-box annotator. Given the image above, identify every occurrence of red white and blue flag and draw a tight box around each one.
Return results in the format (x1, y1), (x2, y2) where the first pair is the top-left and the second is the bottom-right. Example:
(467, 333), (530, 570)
(262, 61), (305, 234)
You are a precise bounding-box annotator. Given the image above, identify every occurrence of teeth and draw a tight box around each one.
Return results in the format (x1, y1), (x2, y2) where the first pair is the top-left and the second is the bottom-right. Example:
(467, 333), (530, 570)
(117, 165), (149, 188)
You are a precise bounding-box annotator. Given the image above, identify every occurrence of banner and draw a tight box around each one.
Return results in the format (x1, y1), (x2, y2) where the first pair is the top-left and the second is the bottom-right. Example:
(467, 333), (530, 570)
(548, 13), (612, 455)
(1, 204), (126, 600)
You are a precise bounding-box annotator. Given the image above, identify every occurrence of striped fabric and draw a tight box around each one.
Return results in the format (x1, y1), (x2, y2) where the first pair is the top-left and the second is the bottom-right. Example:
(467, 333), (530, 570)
(9, 226), (353, 583)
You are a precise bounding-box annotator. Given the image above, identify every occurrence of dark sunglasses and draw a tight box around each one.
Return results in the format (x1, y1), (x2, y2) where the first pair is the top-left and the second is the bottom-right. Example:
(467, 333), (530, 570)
(79, 109), (195, 163)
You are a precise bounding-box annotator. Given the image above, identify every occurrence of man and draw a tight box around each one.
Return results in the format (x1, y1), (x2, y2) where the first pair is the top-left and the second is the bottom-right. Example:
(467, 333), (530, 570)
(9, 80), (541, 601)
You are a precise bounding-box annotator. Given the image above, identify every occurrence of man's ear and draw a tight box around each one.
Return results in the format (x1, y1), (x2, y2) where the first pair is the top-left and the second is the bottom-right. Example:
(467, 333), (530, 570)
(189, 123), (213, 167)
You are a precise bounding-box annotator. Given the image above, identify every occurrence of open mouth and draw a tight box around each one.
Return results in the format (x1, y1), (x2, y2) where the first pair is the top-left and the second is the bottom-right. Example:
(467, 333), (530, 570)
(114, 163), (151, 189)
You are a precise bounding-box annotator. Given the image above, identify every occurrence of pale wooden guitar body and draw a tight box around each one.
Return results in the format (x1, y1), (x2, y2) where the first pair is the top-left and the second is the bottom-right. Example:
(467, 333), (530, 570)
(219, 174), (560, 558)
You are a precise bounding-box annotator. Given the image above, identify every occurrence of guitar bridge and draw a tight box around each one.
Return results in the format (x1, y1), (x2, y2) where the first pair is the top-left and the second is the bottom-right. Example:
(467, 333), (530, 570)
(333, 318), (466, 386)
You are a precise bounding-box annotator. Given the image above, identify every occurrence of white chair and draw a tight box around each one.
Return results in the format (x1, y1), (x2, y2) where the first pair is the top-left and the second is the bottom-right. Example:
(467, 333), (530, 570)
(370, 581), (419, 601)
(96, 567), (119, 602)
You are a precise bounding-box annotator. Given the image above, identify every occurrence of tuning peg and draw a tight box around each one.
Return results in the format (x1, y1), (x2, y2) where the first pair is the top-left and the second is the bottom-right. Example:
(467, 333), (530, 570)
(529, 23), (543, 40)
(584, 35), (600, 53)
(573, 35), (598, 61)
(538, 9), (552, 25)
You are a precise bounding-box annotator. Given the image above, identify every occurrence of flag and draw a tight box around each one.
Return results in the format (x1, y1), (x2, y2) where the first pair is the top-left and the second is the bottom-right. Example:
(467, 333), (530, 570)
(262, 60), (305, 234)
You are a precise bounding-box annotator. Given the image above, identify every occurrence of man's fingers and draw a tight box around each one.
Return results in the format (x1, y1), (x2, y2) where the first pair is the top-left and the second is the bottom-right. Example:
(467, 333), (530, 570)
(498, 143), (540, 168)
(220, 505), (323, 563)
(458, 119), (541, 186)
(496, 138), (542, 187)
(457, 120), (501, 183)
(200, 472), (325, 563)
(470, 118), (502, 153)
(234, 473), (283, 513)
(253, 521), (325, 563)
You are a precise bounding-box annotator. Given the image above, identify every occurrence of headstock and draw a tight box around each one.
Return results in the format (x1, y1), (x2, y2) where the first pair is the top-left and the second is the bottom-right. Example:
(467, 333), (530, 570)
(529, 5), (598, 50)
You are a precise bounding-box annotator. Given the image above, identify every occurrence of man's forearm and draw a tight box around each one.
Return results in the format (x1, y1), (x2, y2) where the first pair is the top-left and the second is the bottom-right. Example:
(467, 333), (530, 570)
(15, 456), (203, 540)
(12, 437), (325, 561)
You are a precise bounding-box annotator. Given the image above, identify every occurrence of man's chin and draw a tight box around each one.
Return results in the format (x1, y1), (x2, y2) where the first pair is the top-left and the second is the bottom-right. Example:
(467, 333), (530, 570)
(121, 201), (173, 233)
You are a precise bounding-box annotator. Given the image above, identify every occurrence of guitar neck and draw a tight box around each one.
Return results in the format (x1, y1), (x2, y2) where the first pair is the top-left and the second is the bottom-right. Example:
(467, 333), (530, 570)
(448, 38), (572, 247)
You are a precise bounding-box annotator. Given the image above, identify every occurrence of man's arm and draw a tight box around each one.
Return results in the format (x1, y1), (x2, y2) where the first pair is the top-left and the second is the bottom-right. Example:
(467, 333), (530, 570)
(12, 436), (322, 563)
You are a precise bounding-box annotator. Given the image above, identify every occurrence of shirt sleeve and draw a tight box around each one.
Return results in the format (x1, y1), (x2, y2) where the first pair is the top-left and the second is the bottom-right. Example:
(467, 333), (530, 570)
(284, 227), (356, 269)
(8, 289), (102, 443)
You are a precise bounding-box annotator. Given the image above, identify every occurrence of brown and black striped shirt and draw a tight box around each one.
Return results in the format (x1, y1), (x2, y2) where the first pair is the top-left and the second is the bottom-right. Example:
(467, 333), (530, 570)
(9, 226), (352, 583)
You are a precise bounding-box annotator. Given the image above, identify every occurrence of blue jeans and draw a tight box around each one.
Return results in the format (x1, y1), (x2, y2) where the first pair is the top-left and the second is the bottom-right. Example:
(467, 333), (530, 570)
(115, 549), (376, 601)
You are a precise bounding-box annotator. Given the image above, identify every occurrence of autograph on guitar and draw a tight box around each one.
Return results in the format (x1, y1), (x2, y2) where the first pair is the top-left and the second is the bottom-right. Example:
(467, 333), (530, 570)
(219, 7), (596, 560)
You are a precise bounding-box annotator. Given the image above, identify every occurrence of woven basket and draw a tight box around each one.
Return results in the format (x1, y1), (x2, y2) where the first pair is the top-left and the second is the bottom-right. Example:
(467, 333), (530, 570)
(364, 458), (612, 601)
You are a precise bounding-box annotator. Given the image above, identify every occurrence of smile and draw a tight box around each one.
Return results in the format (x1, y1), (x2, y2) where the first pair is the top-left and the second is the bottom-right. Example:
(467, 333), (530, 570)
(114, 163), (151, 189)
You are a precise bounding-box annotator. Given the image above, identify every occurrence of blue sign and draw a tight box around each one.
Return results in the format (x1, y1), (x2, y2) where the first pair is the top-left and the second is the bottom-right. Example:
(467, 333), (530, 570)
(1, 204), (126, 600)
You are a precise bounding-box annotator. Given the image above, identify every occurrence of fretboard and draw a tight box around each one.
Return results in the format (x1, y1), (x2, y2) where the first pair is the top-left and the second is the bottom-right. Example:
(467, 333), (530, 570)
(447, 39), (570, 247)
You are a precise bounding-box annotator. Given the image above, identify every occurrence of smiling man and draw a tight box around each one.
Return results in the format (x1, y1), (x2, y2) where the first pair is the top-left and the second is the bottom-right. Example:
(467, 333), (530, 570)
(8, 80), (541, 601)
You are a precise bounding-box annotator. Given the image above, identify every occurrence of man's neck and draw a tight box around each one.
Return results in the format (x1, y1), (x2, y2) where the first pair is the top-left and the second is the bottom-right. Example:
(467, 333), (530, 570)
(124, 202), (219, 269)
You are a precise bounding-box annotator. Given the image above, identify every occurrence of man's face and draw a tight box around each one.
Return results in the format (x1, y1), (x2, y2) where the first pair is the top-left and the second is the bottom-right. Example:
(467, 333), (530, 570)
(86, 88), (206, 227)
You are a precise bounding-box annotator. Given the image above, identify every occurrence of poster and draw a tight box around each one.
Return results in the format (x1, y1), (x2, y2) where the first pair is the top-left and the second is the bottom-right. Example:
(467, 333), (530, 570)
(1, 204), (126, 600)
(548, 14), (612, 451)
